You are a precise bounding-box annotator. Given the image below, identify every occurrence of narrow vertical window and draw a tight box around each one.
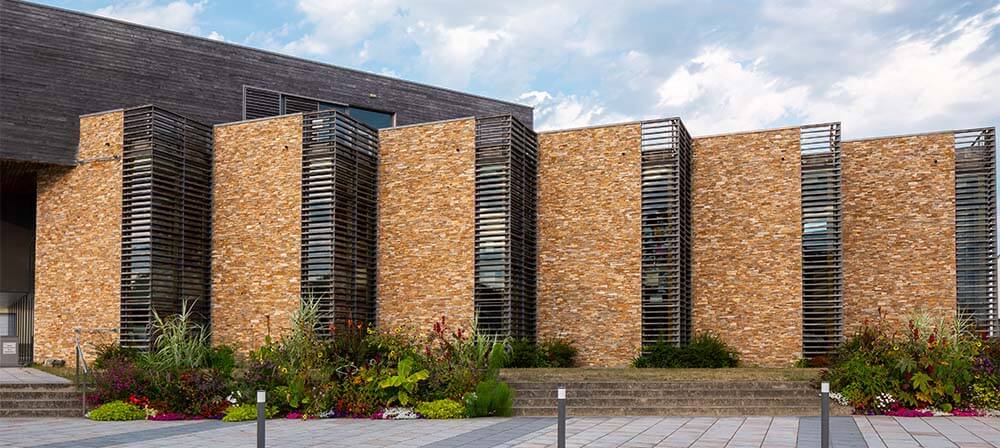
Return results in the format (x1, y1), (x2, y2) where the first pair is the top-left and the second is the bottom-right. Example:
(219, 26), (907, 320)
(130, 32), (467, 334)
(641, 118), (692, 347)
(955, 128), (997, 336)
(120, 106), (213, 348)
(474, 115), (538, 339)
(300, 110), (379, 330)
(800, 123), (843, 358)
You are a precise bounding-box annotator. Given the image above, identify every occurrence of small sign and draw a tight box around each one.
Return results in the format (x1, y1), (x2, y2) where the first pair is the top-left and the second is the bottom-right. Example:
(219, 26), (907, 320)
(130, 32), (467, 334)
(2, 342), (15, 355)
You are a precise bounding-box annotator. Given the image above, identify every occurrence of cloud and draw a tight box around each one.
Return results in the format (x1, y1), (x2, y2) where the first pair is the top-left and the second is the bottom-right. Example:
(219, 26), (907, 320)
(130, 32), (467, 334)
(655, 48), (810, 134)
(206, 31), (224, 41)
(653, 4), (1000, 138)
(94, 0), (206, 35)
(804, 4), (1000, 136)
(232, 0), (1000, 137)
(519, 90), (630, 131)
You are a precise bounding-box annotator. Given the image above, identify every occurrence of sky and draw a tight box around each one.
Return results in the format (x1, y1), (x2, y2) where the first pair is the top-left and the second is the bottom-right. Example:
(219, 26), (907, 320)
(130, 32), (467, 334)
(33, 0), (1000, 137)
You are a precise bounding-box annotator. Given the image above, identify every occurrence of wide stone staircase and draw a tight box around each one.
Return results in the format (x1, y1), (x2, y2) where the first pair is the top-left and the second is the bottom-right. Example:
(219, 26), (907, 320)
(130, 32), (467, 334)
(0, 383), (83, 418)
(504, 377), (853, 417)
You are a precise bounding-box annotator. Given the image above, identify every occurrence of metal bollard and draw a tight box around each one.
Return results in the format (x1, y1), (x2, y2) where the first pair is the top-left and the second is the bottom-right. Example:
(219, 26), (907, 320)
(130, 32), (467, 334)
(257, 390), (266, 448)
(820, 382), (830, 448)
(557, 385), (566, 448)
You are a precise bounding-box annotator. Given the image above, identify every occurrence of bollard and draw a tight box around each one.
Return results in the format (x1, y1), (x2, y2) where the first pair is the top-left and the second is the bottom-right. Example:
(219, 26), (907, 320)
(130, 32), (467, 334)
(820, 382), (830, 448)
(557, 385), (566, 448)
(257, 390), (266, 448)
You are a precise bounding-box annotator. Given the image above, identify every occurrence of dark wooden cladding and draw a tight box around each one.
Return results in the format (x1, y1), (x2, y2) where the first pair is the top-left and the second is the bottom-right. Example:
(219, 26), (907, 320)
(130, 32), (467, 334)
(640, 118), (692, 347)
(955, 128), (997, 336)
(800, 123), (843, 357)
(0, 0), (532, 165)
(300, 110), (379, 330)
(474, 115), (538, 340)
(120, 106), (213, 348)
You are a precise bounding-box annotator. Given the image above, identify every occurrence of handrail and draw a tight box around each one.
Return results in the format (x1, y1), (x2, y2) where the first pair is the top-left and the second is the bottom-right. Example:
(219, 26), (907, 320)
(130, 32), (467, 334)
(73, 327), (119, 415)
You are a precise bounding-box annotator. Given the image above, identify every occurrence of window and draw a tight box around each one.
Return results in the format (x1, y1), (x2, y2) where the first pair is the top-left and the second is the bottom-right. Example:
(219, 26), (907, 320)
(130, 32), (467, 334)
(244, 86), (395, 130)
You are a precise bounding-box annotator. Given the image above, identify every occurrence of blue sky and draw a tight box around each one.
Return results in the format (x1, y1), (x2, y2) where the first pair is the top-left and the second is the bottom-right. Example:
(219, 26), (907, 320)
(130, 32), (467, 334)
(34, 0), (1000, 137)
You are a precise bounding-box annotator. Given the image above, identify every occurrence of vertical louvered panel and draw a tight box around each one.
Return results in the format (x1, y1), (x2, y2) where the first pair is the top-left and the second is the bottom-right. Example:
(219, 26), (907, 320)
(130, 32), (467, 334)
(641, 118), (692, 347)
(955, 128), (997, 336)
(800, 123), (843, 358)
(243, 86), (281, 120)
(121, 106), (213, 348)
(474, 115), (538, 339)
(300, 110), (379, 331)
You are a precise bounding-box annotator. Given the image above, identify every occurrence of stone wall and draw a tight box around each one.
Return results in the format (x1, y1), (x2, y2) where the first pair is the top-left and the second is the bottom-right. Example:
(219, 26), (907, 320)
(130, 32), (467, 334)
(34, 111), (123, 362)
(842, 134), (956, 332)
(536, 124), (643, 367)
(377, 118), (477, 335)
(211, 115), (303, 350)
(691, 128), (803, 366)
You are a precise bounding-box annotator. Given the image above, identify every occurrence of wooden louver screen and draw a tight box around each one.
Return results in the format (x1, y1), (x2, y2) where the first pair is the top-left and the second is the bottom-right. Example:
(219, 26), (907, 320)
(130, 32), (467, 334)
(640, 118), (693, 347)
(474, 115), (538, 340)
(955, 128), (997, 336)
(800, 123), (843, 358)
(300, 110), (379, 330)
(120, 106), (213, 348)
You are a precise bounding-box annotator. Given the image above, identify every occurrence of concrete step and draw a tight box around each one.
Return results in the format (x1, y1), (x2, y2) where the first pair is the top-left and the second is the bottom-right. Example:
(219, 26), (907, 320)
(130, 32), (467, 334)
(505, 381), (817, 391)
(0, 388), (81, 399)
(0, 383), (83, 417)
(512, 405), (853, 417)
(0, 398), (82, 410)
(514, 397), (825, 408)
(513, 388), (819, 399)
(0, 408), (84, 418)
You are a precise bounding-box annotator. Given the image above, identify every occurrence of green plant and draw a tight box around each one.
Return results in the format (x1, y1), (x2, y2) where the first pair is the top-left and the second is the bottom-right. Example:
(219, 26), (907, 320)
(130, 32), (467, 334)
(415, 399), (466, 419)
(633, 333), (739, 368)
(379, 357), (429, 406)
(87, 400), (146, 421)
(92, 343), (141, 370)
(540, 339), (578, 368)
(222, 403), (277, 422)
(464, 379), (514, 417)
(506, 338), (547, 368)
(142, 299), (212, 373)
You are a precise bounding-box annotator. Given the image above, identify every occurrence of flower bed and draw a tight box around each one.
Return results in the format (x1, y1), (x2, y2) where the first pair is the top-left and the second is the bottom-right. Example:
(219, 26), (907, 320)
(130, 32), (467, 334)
(86, 300), (537, 421)
(824, 310), (1000, 416)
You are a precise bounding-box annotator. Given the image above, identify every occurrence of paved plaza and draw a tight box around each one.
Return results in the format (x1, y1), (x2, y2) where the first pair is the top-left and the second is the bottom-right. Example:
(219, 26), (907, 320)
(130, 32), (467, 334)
(0, 416), (999, 447)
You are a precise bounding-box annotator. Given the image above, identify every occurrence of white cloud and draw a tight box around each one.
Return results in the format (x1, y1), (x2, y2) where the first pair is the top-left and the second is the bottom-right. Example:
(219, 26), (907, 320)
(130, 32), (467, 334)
(279, 0), (399, 56)
(655, 48), (810, 134)
(520, 90), (630, 131)
(206, 31), (224, 41)
(804, 5), (1000, 136)
(95, 0), (206, 35)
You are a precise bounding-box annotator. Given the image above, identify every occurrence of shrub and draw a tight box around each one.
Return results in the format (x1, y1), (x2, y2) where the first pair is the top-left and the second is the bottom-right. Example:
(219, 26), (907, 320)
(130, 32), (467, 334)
(89, 356), (147, 405)
(465, 380), (513, 417)
(415, 399), (466, 419)
(505, 339), (578, 368)
(92, 343), (141, 371)
(540, 339), (578, 368)
(825, 311), (993, 413)
(222, 403), (277, 422)
(506, 338), (547, 368)
(379, 357), (429, 406)
(147, 368), (230, 416)
(633, 333), (739, 368)
(87, 400), (146, 421)
(142, 300), (213, 373)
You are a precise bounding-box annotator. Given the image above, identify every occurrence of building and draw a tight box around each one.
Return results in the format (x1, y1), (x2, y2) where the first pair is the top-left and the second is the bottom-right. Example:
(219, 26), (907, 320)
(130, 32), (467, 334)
(1, 0), (995, 368)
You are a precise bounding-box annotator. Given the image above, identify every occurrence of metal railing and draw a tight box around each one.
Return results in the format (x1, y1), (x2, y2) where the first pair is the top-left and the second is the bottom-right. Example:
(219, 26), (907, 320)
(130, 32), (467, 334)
(74, 327), (119, 415)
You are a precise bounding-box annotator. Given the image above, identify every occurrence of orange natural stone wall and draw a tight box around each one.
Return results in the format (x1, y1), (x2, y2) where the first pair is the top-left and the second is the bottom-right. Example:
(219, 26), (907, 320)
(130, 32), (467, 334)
(35, 111), (123, 363)
(842, 134), (957, 332)
(211, 115), (303, 350)
(691, 128), (803, 366)
(376, 118), (477, 336)
(536, 124), (643, 367)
